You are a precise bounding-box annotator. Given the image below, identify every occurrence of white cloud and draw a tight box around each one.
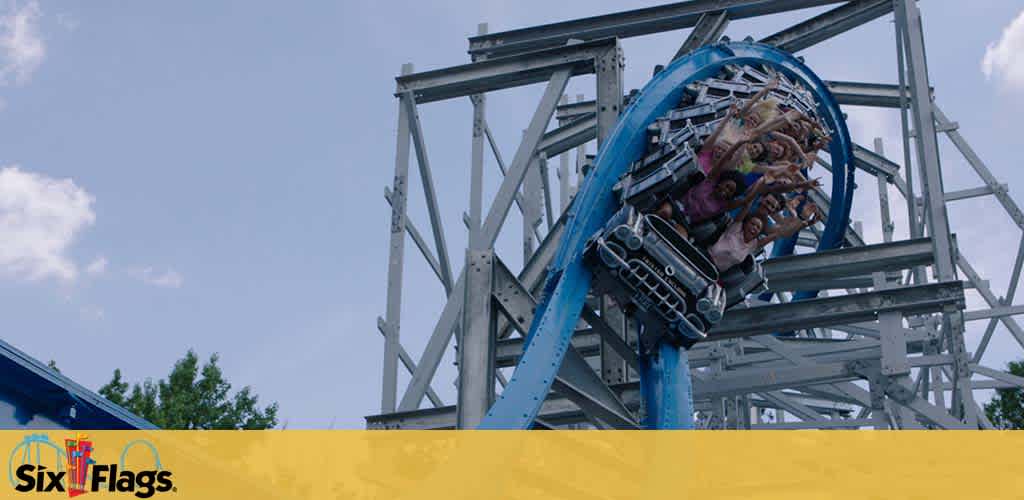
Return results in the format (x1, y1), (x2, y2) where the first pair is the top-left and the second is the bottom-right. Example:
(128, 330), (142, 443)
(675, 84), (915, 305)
(982, 9), (1024, 90)
(133, 267), (184, 288)
(85, 256), (107, 275)
(0, 1), (44, 85)
(0, 166), (95, 281)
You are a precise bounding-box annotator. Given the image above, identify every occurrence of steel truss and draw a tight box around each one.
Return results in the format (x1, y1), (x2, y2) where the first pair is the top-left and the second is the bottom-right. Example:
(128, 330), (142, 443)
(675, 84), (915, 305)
(369, 0), (1024, 430)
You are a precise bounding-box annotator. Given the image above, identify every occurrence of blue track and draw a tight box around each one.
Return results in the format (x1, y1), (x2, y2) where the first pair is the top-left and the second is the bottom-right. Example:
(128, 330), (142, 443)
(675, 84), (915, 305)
(478, 42), (854, 430)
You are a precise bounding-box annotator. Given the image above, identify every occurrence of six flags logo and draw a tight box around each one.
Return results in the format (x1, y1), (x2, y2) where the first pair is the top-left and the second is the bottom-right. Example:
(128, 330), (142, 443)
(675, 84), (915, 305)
(9, 434), (174, 498)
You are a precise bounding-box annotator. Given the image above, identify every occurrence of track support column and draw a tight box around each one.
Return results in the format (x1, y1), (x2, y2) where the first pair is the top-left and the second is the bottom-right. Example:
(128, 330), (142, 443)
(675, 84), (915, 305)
(458, 250), (497, 429)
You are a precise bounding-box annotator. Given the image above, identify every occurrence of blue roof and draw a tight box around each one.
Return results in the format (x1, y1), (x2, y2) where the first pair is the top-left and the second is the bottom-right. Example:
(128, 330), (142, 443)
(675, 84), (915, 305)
(0, 338), (156, 430)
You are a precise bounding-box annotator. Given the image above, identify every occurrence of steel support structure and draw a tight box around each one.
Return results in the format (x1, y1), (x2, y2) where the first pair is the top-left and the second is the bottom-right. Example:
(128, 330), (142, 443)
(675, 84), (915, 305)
(369, 0), (1024, 431)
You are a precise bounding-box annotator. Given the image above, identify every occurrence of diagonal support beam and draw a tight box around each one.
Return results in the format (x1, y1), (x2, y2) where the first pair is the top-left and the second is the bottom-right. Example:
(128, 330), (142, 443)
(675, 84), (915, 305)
(384, 187), (447, 291)
(672, 10), (729, 61)
(399, 71), (570, 412)
(492, 257), (638, 428)
(759, 391), (821, 421)
(376, 319), (443, 407)
(956, 253), (1024, 351)
(760, 0), (893, 53)
(402, 94), (455, 291)
(933, 106), (1024, 229)
(481, 69), (572, 247)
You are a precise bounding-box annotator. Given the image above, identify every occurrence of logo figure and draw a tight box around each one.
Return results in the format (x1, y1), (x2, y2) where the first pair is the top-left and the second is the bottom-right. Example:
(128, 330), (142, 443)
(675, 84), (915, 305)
(63, 434), (94, 497)
(10, 433), (173, 497)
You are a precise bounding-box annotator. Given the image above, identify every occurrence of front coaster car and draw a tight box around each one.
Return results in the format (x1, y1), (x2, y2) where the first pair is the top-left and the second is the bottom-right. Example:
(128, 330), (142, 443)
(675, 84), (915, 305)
(584, 205), (727, 352)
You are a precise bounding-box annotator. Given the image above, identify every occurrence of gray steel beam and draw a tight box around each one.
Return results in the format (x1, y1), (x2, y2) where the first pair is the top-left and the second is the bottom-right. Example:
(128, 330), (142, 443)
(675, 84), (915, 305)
(973, 234), (1024, 364)
(375, 319), (443, 408)
(752, 418), (876, 430)
(556, 100), (598, 122)
(552, 348), (639, 429)
(594, 40), (623, 145)
(483, 121), (539, 244)
(481, 69), (572, 248)
(875, 139), (895, 243)
(538, 153), (555, 230)
(672, 10), (729, 61)
(492, 256), (635, 375)
(759, 390), (822, 421)
(403, 95), (454, 290)
(762, 237), (933, 292)
(760, 0), (893, 53)
(694, 362), (858, 398)
(706, 281), (965, 341)
(963, 305), (1024, 323)
(934, 106), (1024, 229)
(826, 80), (927, 108)
(897, 0), (957, 288)
(491, 258), (637, 428)
(469, 94), (486, 246)
(384, 187), (446, 289)
(853, 143), (907, 196)
(944, 185), (1005, 203)
(496, 330), (600, 368)
(971, 364), (1024, 389)
(400, 213), (566, 411)
(497, 214), (566, 339)
(395, 39), (612, 104)
(398, 272), (465, 411)
(467, 0), (845, 59)
(538, 114), (597, 158)
(558, 95), (573, 212)
(382, 65), (414, 413)
(555, 82), (924, 123)
(457, 250), (496, 428)
(767, 275), (875, 292)
(581, 303), (640, 370)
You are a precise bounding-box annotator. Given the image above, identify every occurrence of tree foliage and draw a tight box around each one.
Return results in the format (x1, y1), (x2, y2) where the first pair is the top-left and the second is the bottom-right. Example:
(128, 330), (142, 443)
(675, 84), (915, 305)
(984, 360), (1024, 429)
(99, 350), (278, 430)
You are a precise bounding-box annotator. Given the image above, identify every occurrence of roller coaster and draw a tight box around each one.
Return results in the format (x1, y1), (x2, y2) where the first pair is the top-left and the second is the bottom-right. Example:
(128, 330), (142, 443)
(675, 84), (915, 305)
(368, 0), (1024, 431)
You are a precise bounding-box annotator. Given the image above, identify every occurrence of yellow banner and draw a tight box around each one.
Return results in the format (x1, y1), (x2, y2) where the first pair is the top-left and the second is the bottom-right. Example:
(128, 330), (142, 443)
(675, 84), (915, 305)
(2, 431), (1022, 499)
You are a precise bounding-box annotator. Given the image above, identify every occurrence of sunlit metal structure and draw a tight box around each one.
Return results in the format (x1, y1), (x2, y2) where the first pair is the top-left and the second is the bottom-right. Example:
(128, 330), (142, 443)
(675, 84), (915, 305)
(367, 0), (1024, 430)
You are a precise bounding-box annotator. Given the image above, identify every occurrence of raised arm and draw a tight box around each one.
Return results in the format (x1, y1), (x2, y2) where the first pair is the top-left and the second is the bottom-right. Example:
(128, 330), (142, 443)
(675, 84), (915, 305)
(723, 177), (766, 211)
(763, 176), (821, 196)
(707, 137), (752, 179)
(749, 110), (803, 138)
(731, 183), (764, 223)
(703, 102), (738, 150)
(737, 77), (779, 117)
(772, 130), (812, 165)
(756, 215), (813, 250)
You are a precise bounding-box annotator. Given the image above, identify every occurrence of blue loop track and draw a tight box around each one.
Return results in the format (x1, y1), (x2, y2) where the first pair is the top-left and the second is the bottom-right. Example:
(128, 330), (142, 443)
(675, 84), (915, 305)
(478, 42), (854, 430)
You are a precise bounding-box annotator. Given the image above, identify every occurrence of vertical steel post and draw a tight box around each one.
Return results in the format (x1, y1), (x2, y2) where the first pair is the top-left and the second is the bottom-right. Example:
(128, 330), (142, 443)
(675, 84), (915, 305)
(469, 89), (486, 247)
(895, 0), (976, 425)
(875, 138), (894, 243)
(457, 250), (496, 428)
(558, 95), (572, 211)
(595, 41), (624, 146)
(382, 63), (415, 413)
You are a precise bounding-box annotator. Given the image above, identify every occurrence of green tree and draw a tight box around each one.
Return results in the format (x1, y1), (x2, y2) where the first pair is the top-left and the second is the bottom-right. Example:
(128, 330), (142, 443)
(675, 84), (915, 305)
(99, 350), (278, 430)
(984, 360), (1024, 429)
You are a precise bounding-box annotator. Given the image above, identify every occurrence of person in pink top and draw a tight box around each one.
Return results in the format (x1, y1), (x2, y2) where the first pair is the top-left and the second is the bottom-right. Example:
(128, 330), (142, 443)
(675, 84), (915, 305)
(707, 193), (815, 272)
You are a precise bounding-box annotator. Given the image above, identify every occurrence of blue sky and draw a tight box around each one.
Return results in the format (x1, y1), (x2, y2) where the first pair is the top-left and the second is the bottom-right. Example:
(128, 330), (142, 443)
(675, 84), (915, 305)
(2, 1), (1024, 429)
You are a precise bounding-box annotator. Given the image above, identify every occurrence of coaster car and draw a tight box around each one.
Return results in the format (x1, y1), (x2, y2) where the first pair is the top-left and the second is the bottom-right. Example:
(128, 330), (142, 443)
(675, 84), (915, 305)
(585, 206), (725, 351)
